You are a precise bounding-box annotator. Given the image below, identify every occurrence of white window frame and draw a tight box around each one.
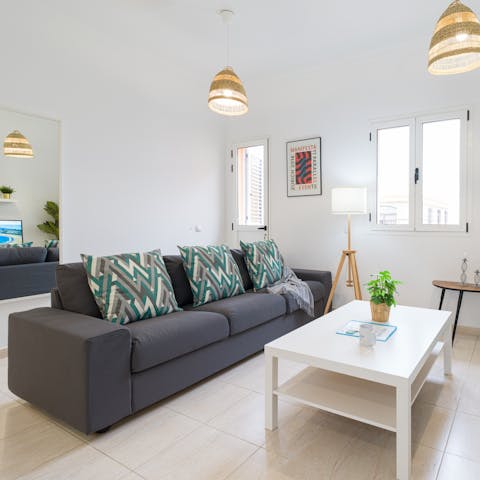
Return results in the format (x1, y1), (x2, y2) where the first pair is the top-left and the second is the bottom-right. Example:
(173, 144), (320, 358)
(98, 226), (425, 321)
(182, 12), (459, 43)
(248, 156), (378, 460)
(371, 108), (469, 233)
(233, 138), (269, 232)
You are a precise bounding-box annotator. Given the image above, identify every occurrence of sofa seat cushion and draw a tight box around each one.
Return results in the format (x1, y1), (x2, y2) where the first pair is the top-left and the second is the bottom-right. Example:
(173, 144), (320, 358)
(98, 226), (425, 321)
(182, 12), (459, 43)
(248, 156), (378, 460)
(189, 292), (286, 335)
(128, 310), (230, 372)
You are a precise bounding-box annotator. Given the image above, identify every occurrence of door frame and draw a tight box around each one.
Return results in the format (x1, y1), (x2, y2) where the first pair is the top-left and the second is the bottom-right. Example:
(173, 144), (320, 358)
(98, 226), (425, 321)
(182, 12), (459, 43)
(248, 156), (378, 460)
(228, 137), (270, 245)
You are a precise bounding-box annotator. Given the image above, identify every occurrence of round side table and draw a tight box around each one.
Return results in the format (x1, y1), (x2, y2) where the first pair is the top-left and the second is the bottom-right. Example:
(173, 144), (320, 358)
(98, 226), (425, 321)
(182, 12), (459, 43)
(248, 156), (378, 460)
(433, 280), (480, 342)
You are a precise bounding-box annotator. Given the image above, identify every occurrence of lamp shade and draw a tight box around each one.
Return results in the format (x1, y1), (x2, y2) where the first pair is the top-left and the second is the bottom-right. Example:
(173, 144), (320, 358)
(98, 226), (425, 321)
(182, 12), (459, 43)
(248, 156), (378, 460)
(428, 0), (480, 75)
(331, 187), (367, 215)
(4, 130), (34, 158)
(208, 66), (248, 116)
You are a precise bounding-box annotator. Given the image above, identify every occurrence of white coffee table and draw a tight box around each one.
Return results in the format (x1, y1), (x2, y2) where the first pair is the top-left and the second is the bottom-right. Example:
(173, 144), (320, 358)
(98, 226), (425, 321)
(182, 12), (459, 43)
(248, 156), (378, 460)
(264, 300), (452, 480)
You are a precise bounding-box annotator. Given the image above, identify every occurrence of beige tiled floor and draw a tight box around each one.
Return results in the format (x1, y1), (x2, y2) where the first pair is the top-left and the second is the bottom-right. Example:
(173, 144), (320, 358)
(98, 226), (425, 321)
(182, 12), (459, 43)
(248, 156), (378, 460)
(1, 333), (480, 479)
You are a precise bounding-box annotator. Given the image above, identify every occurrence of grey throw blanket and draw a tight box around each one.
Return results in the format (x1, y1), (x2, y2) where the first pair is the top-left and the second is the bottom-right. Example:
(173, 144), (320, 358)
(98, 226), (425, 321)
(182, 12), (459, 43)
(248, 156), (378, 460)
(267, 266), (315, 317)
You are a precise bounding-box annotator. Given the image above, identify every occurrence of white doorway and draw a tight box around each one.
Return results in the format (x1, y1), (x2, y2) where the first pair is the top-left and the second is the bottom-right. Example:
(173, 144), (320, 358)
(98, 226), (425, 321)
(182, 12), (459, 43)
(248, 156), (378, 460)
(228, 139), (269, 246)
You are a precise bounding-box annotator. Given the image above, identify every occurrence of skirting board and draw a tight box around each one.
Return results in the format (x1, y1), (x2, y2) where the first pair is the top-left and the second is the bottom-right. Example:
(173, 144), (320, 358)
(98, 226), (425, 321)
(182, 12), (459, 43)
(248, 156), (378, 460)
(457, 326), (480, 337)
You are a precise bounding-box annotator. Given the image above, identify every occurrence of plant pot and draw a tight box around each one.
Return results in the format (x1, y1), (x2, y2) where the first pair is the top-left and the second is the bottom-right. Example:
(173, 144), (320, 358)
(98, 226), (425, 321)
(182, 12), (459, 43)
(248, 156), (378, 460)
(2, 193), (11, 199)
(370, 302), (391, 323)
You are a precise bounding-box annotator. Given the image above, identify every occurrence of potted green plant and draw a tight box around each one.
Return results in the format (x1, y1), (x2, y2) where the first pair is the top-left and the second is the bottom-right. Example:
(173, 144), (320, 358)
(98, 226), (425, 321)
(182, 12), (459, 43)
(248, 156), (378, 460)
(366, 270), (401, 323)
(0, 185), (15, 200)
(37, 200), (59, 239)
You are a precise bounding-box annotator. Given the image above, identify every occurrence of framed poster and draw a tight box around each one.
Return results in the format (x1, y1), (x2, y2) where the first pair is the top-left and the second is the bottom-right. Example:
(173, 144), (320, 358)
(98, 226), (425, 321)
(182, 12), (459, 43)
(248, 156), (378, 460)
(286, 137), (322, 197)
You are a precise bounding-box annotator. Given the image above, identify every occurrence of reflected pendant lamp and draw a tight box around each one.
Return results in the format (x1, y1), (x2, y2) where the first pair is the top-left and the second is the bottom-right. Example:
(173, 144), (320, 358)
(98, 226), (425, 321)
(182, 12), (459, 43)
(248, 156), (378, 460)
(428, 0), (480, 75)
(208, 10), (248, 116)
(4, 130), (34, 158)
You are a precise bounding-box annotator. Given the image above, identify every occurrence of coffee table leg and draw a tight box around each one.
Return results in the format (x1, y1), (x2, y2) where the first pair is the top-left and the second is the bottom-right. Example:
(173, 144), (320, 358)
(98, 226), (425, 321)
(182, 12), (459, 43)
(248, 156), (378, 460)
(444, 319), (453, 375)
(265, 352), (278, 431)
(396, 382), (411, 480)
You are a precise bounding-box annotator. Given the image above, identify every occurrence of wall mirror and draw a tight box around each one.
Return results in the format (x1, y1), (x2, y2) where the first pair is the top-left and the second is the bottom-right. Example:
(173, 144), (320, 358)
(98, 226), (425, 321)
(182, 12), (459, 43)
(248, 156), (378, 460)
(0, 107), (60, 249)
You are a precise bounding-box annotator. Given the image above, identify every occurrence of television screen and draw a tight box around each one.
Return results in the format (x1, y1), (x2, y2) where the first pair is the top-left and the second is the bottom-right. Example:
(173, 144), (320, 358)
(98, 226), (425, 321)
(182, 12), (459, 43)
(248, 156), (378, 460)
(0, 220), (23, 246)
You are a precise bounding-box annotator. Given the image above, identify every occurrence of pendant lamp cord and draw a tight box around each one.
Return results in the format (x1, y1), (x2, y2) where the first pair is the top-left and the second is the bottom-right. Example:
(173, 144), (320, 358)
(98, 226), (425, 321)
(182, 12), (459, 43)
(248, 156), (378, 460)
(226, 21), (230, 66)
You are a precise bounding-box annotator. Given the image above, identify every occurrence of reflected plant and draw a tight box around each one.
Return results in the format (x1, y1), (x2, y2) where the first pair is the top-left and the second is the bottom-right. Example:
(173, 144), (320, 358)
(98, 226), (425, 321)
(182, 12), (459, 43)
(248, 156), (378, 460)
(37, 200), (59, 240)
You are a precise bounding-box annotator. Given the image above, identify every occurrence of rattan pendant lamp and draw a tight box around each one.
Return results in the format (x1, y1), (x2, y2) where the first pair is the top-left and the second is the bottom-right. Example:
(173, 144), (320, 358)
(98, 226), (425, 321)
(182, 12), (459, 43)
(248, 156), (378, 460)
(208, 10), (248, 116)
(4, 130), (34, 158)
(429, 0), (480, 74)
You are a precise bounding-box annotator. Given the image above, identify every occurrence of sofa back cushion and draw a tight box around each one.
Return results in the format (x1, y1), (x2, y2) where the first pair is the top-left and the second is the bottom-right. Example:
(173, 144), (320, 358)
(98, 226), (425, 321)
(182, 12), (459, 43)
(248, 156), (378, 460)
(0, 246), (47, 266)
(46, 247), (59, 262)
(163, 255), (194, 307)
(230, 249), (254, 291)
(56, 263), (102, 318)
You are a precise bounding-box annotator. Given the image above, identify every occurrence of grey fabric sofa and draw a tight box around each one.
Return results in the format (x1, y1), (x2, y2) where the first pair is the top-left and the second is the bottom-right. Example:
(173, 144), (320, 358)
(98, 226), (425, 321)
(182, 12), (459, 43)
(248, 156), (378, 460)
(8, 250), (331, 434)
(0, 247), (59, 300)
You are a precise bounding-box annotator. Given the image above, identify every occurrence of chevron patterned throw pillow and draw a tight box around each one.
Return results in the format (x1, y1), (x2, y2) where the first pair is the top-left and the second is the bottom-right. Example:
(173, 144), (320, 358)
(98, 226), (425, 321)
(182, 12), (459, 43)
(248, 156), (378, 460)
(178, 244), (245, 306)
(240, 239), (284, 290)
(45, 239), (59, 248)
(81, 249), (181, 324)
(1, 242), (33, 248)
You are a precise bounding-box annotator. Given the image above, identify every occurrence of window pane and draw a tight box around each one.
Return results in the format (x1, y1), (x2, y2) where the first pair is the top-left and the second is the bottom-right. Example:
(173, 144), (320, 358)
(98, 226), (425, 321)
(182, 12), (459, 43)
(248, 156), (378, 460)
(237, 145), (264, 226)
(422, 119), (461, 225)
(377, 126), (410, 225)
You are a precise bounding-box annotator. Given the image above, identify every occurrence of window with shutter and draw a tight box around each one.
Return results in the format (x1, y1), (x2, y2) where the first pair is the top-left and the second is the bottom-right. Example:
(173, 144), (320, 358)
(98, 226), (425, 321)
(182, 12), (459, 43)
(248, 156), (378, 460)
(237, 144), (265, 226)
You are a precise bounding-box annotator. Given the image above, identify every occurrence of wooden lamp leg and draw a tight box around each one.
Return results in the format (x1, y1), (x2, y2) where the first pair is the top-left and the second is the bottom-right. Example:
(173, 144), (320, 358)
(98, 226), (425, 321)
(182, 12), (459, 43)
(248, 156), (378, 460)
(350, 252), (362, 300)
(324, 251), (347, 314)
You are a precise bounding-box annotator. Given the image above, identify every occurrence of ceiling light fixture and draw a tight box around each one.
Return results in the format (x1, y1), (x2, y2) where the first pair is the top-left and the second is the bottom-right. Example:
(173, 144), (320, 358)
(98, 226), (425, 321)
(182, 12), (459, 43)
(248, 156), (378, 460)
(4, 130), (34, 158)
(428, 0), (480, 75)
(208, 10), (248, 116)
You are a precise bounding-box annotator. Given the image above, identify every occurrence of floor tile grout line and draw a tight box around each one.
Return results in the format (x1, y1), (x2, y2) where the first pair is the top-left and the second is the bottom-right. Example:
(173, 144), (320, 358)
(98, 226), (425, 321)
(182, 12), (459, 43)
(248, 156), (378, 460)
(436, 336), (476, 477)
(452, 334), (478, 414)
(221, 445), (262, 480)
(161, 403), (268, 449)
(46, 418), (146, 478)
(435, 449), (447, 480)
(164, 383), (253, 423)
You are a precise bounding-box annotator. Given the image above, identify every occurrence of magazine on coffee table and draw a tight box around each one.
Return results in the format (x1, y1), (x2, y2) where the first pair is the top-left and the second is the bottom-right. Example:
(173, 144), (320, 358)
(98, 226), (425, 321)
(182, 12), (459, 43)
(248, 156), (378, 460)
(336, 320), (397, 342)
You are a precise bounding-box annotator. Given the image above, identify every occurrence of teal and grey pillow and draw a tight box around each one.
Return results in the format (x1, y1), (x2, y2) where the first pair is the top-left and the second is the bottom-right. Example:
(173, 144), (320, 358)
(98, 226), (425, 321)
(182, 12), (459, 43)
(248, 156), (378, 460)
(1, 241), (33, 248)
(45, 239), (59, 248)
(81, 249), (181, 325)
(178, 244), (245, 306)
(240, 239), (284, 290)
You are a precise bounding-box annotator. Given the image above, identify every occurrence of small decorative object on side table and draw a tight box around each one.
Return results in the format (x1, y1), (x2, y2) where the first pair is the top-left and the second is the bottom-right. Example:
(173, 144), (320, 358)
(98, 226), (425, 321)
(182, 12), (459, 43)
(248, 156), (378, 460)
(460, 255), (468, 284)
(474, 270), (480, 287)
(433, 279), (480, 342)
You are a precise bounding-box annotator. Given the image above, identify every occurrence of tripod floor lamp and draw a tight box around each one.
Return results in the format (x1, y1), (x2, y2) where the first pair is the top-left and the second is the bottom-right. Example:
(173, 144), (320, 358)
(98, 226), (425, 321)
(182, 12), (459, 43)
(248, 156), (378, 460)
(324, 187), (368, 314)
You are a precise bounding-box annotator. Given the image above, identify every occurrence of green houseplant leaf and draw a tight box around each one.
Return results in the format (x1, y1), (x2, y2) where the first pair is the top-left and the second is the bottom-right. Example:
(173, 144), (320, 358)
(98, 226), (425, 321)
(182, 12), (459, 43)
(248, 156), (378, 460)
(366, 270), (401, 307)
(37, 200), (60, 240)
(0, 185), (15, 194)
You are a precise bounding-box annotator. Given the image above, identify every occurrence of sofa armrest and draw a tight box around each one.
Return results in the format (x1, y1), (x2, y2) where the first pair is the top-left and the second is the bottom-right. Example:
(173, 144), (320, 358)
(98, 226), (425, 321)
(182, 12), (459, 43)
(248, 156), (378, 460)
(293, 269), (332, 297)
(8, 307), (132, 434)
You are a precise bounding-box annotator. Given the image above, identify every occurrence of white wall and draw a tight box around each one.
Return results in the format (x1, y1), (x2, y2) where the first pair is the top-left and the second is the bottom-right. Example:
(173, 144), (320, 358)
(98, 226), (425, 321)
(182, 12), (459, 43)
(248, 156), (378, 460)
(227, 41), (480, 328)
(0, 109), (59, 246)
(0, 2), (227, 262)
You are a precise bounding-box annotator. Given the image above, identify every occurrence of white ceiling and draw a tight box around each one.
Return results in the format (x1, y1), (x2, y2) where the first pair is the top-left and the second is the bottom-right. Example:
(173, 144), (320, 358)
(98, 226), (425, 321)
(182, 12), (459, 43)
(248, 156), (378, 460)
(117, 0), (450, 75)
(0, 1), (462, 92)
